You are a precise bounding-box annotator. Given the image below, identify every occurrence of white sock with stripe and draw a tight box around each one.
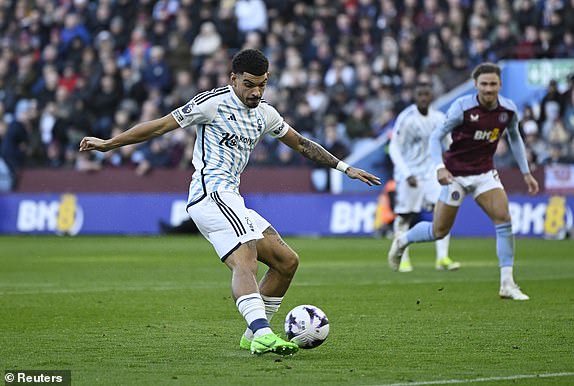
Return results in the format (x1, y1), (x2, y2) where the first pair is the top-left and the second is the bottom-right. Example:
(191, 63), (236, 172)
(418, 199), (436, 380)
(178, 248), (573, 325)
(236, 293), (272, 338)
(243, 295), (283, 340)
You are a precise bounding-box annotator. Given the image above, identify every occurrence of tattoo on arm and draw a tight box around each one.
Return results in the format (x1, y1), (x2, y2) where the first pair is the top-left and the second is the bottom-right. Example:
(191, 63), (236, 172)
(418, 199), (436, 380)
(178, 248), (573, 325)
(298, 137), (338, 168)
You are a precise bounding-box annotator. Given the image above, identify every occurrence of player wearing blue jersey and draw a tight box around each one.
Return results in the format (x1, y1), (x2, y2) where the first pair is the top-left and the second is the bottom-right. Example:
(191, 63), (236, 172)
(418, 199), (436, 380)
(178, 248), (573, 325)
(80, 49), (381, 354)
(388, 75), (459, 273)
(387, 63), (539, 300)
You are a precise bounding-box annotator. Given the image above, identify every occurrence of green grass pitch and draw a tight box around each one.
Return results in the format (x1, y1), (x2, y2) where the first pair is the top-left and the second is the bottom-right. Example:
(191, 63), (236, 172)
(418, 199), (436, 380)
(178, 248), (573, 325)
(0, 235), (573, 386)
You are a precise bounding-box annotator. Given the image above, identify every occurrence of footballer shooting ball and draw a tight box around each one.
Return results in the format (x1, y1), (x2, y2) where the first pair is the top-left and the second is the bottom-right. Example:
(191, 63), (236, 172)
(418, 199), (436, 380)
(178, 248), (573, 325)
(284, 305), (330, 349)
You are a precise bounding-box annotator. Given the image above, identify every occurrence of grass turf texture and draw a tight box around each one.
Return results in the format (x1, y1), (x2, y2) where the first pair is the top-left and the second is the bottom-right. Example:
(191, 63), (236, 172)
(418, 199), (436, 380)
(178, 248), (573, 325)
(0, 236), (573, 386)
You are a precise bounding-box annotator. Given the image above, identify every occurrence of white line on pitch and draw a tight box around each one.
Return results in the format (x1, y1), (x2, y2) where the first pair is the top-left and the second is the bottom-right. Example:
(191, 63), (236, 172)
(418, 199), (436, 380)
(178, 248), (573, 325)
(374, 372), (574, 386)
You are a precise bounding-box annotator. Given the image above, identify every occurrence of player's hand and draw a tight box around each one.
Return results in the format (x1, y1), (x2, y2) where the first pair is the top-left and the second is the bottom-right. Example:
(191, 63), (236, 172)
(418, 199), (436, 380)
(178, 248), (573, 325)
(523, 173), (539, 195)
(437, 167), (453, 185)
(345, 167), (381, 186)
(406, 175), (418, 187)
(79, 137), (109, 152)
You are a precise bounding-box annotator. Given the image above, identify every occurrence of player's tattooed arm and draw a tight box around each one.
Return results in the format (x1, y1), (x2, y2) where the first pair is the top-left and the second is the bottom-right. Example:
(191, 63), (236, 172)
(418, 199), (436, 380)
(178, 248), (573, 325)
(279, 127), (337, 167)
(279, 126), (381, 186)
(297, 136), (339, 168)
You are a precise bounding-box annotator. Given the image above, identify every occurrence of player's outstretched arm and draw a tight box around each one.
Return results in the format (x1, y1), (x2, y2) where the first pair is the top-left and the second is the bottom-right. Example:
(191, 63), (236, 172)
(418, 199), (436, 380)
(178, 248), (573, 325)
(279, 127), (381, 186)
(79, 114), (179, 152)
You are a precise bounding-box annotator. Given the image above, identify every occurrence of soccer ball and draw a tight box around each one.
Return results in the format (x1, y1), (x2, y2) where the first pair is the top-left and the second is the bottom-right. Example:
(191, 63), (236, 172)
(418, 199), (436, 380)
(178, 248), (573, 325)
(284, 304), (329, 349)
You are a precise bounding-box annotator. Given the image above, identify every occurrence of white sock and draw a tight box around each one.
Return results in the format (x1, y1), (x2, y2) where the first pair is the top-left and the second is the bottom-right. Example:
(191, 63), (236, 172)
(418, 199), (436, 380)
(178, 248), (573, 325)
(500, 266), (514, 287)
(244, 295), (283, 340)
(236, 293), (272, 337)
(394, 216), (411, 257)
(401, 248), (411, 263)
(435, 234), (450, 260)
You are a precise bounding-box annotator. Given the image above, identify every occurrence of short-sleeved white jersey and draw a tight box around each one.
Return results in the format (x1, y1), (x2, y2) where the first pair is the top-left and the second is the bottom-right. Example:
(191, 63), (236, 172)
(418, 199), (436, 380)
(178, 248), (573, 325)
(389, 104), (447, 181)
(171, 85), (289, 206)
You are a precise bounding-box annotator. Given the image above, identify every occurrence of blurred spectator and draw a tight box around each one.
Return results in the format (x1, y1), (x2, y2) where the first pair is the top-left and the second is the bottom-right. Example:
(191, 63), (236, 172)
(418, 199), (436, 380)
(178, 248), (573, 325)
(562, 88), (574, 136)
(191, 21), (222, 68)
(235, 0), (268, 35)
(545, 143), (572, 165)
(321, 116), (350, 161)
(1, 100), (40, 172)
(514, 0), (541, 32)
(60, 13), (90, 51)
(522, 120), (549, 165)
(142, 45), (172, 93)
(345, 103), (375, 152)
(89, 75), (122, 138)
(539, 79), (563, 134)
(514, 25), (540, 59)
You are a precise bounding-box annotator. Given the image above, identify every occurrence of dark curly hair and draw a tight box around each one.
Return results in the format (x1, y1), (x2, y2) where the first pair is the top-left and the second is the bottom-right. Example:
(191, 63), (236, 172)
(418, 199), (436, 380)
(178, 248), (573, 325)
(231, 49), (269, 76)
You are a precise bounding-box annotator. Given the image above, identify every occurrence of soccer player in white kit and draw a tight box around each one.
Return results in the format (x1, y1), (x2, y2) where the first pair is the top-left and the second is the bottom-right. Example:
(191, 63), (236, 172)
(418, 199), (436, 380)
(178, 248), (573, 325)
(388, 76), (460, 273)
(80, 49), (381, 355)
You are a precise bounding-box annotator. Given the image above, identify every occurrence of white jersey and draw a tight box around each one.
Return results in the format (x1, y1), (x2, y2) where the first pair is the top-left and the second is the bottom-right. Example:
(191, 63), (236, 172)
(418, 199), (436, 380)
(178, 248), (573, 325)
(389, 104), (447, 181)
(171, 85), (289, 206)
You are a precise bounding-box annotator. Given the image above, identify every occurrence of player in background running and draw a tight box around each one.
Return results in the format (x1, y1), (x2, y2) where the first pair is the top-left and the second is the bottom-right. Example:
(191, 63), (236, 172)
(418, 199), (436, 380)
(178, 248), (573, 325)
(387, 63), (538, 300)
(388, 74), (460, 273)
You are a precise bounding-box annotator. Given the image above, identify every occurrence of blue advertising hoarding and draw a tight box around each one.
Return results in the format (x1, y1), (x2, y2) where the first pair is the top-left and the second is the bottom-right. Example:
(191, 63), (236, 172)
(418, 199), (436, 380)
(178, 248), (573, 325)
(0, 193), (571, 238)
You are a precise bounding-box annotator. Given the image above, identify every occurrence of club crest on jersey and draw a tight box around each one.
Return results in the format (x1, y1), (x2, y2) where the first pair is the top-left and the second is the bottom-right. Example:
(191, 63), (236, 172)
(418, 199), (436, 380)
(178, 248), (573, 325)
(498, 112), (508, 122)
(470, 113), (479, 122)
(182, 101), (195, 115)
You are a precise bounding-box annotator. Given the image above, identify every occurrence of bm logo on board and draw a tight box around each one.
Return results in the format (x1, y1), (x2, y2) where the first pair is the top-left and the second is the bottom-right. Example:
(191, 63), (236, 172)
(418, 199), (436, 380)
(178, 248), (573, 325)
(17, 194), (84, 235)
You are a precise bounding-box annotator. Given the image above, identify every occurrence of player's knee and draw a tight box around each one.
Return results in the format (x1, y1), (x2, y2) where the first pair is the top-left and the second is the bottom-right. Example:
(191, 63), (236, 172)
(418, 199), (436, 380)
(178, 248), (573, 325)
(287, 251), (300, 274)
(280, 250), (299, 276)
(433, 226), (450, 240)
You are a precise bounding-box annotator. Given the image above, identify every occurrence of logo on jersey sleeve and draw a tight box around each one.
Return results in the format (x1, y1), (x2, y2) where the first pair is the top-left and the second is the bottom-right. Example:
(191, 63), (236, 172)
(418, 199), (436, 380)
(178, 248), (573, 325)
(273, 122), (285, 135)
(173, 110), (184, 123)
(182, 101), (195, 115)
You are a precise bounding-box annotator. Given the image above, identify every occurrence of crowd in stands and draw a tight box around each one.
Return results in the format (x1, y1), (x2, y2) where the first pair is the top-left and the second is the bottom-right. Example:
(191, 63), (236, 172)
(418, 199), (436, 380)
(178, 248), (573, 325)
(1, 0), (574, 183)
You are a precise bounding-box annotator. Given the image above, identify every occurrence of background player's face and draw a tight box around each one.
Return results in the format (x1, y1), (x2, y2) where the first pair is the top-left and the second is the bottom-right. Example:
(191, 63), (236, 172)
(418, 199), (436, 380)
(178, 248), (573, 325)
(231, 71), (268, 108)
(475, 73), (501, 108)
(414, 86), (432, 110)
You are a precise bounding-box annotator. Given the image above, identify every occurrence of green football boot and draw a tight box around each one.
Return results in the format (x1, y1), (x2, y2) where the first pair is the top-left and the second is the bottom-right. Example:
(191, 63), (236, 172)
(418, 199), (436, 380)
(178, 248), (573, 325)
(250, 333), (299, 356)
(435, 256), (461, 271)
(239, 335), (252, 350)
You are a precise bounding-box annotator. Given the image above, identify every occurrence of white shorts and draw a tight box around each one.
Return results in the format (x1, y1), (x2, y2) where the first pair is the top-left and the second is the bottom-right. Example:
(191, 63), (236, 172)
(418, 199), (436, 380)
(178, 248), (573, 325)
(439, 169), (504, 207)
(395, 176), (441, 214)
(186, 191), (270, 261)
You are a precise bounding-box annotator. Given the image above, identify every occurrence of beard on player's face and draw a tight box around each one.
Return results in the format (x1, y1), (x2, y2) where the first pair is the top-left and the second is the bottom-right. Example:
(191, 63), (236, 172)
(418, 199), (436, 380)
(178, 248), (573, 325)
(232, 72), (267, 108)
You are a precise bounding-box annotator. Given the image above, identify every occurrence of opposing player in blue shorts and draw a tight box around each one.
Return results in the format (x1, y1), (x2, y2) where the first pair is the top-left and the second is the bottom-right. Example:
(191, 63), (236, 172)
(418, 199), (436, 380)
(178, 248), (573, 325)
(388, 63), (538, 300)
(80, 49), (381, 354)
